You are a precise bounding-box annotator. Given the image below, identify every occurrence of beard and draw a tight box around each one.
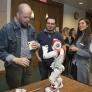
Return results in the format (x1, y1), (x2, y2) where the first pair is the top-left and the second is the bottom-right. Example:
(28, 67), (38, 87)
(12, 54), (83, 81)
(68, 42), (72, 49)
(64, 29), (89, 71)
(20, 22), (28, 28)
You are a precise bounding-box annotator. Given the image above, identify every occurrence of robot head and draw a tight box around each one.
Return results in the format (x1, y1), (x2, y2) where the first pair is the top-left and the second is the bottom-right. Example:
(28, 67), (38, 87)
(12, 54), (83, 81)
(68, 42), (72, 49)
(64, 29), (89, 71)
(52, 38), (62, 50)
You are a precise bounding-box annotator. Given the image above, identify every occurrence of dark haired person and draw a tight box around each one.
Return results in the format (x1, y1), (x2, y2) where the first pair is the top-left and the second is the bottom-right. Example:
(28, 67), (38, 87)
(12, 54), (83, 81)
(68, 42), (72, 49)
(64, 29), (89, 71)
(70, 18), (92, 84)
(36, 17), (65, 80)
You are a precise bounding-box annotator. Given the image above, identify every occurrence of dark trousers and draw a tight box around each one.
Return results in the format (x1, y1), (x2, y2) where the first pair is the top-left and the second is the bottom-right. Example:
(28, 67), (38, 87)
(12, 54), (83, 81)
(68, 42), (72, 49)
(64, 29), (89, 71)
(5, 63), (32, 89)
(39, 61), (53, 80)
(63, 53), (74, 76)
(71, 63), (77, 80)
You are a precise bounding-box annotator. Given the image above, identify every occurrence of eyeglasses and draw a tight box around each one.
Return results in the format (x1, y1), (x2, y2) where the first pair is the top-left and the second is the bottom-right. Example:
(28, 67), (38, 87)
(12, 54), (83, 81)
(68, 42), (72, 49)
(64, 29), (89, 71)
(47, 22), (55, 25)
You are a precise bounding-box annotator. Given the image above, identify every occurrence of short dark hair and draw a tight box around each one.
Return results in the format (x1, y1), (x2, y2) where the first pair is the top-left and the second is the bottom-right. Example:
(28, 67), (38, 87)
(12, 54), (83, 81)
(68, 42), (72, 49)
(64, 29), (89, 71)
(46, 17), (56, 23)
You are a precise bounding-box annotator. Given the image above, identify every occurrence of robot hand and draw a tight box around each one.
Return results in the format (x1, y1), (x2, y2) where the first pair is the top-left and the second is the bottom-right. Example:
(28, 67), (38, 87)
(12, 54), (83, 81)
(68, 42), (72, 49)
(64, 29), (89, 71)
(28, 41), (40, 50)
(42, 45), (48, 52)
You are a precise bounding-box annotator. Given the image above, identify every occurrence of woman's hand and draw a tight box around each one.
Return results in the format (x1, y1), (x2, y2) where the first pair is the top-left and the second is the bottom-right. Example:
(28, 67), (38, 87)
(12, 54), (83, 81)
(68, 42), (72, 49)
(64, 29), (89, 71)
(69, 45), (79, 52)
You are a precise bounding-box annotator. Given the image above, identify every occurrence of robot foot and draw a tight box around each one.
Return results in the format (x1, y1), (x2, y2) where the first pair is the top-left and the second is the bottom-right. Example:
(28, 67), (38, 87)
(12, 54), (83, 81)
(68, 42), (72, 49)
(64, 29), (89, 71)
(45, 87), (52, 92)
(45, 87), (59, 92)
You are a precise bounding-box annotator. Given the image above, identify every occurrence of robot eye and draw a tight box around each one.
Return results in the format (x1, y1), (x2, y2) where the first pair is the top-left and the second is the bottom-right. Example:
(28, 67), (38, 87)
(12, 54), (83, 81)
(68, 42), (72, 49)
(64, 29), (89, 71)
(56, 44), (60, 47)
(52, 41), (62, 50)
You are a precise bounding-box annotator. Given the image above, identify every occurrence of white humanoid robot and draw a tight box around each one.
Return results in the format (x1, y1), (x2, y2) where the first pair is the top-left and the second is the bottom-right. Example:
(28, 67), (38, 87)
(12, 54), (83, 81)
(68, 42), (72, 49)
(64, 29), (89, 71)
(42, 38), (65, 92)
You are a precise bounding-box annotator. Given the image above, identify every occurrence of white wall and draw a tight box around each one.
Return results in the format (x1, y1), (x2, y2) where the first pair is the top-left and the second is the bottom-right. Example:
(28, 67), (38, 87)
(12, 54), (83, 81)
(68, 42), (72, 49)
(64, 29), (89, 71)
(7, 0), (11, 23)
(0, 0), (11, 28)
(63, 4), (86, 30)
(0, 60), (5, 71)
(0, 0), (7, 27)
(0, 0), (11, 71)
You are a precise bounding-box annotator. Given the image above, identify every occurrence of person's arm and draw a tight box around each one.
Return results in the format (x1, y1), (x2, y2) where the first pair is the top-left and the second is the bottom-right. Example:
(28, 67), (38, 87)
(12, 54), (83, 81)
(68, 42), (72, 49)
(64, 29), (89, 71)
(0, 26), (30, 67)
(70, 45), (91, 58)
(35, 49), (42, 62)
(76, 38), (92, 58)
(35, 32), (43, 61)
(0, 26), (10, 62)
(57, 32), (66, 54)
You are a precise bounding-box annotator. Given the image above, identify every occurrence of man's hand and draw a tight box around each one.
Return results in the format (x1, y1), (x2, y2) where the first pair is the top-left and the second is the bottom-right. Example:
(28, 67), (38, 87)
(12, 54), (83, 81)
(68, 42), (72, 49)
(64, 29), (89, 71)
(35, 50), (42, 62)
(28, 41), (40, 50)
(12, 57), (30, 67)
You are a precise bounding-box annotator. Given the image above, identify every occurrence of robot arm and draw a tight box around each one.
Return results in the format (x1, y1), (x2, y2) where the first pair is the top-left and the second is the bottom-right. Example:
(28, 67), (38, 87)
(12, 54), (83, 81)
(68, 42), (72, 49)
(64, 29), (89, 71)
(42, 45), (58, 59)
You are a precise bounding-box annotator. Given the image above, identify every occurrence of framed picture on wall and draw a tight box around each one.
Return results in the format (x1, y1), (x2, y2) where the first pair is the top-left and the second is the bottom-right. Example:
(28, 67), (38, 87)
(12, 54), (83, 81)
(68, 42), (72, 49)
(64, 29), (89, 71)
(74, 11), (79, 20)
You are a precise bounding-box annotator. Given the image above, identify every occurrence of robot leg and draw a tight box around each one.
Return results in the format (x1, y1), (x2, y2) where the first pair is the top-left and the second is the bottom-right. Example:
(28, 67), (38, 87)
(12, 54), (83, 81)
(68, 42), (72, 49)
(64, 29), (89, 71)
(57, 76), (63, 88)
(49, 69), (61, 84)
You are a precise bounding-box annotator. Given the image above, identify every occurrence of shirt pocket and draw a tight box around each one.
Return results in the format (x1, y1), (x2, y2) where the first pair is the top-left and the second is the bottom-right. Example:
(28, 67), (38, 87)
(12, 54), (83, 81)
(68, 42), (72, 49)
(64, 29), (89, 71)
(8, 36), (17, 52)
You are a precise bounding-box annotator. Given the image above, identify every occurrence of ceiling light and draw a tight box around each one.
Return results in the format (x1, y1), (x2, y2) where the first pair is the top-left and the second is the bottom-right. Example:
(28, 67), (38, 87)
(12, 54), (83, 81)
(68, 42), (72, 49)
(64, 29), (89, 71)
(78, 2), (84, 5)
(46, 13), (48, 19)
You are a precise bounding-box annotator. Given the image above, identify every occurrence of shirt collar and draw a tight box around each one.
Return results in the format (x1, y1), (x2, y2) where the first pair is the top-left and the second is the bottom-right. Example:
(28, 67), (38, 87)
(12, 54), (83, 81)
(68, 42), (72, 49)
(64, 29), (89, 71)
(44, 28), (55, 33)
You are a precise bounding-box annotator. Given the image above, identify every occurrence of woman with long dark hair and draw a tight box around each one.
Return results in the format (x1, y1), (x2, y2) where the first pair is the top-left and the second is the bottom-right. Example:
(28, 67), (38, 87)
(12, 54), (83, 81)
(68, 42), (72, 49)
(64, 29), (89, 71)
(70, 18), (92, 84)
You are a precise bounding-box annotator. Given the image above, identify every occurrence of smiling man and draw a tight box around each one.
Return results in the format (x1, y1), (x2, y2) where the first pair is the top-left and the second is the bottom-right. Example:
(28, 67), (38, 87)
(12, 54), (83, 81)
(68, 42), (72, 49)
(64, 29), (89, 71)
(36, 17), (65, 80)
